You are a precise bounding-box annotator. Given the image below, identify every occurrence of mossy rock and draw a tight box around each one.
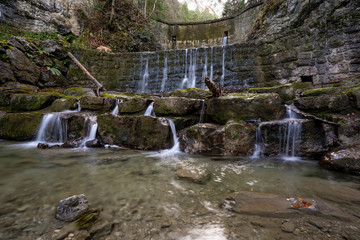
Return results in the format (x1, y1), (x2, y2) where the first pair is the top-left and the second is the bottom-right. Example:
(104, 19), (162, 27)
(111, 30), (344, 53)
(64, 87), (95, 97)
(0, 112), (44, 140)
(173, 116), (199, 131)
(205, 93), (284, 124)
(80, 96), (116, 113)
(154, 97), (203, 116)
(302, 87), (340, 97)
(223, 120), (256, 155)
(50, 97), (79, 112)
(10, 92), (63, 111)
(171, 87), (210, 99)
(294, 94), (350, 113)
(76, 210), (99, 230)
(118, 98), (151, 115)
(97, 114), (172, 150)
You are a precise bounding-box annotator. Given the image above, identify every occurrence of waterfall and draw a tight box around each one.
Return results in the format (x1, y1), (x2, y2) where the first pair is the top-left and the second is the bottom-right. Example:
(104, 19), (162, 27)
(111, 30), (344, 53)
(144, 102), (156, 116)
(81, 116), (98, 147)
(279, 105), (302, 160)
(35, 114), (67, 143)
(189, 48), (197, 88)
(251, 123), (264, 159)
(111, 99), (120, 116)
(140, 54), (149, 93)
(201, 50), (208, 89)
(152, 118), (181, 157)
(180, 49), (188, 89)
(161, 52), (168, 92)
(220, 36), (227, 87)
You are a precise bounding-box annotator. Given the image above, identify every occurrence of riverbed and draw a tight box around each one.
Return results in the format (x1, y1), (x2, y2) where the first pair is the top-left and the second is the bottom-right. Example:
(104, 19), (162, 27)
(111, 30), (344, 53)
(0, 141), (360, 240)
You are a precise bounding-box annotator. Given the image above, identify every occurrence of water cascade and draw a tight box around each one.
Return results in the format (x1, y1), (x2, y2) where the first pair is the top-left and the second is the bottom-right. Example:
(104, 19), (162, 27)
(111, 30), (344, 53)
(144, 102), (156, 116)
(210, 47), (214, 82)
(198, 100), (206, 123)
(35, 114), (67, 144)
(220, 36), (228, 87)
(279, 105), (303, 160)
(252, 123), (264, 158)
(161, 52), (168, 92)
(201, 50), (208, 89)
(111, 99), (120, 116)
(189, 48), (198, 88)
(140, 54), (149, 93)
(153, 118), (180, 157)
(180, 49), (189, 89)
(81, 116), (98, 147)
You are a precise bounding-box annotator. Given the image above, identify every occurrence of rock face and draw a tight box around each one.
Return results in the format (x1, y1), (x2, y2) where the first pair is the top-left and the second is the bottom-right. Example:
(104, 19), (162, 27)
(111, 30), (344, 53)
(0, 61), (16, 84)
(338, 118), (360, 147)
(205, 93), (284, 124)
(154, 97), (203, 116)
(294, 94), (350, 113)
(179, 121), (256, 155)
(222, 191), (350, 221)
(51, 97), (79, 112)
(118, 98), (151, 115)
(97, 114), (172, 150)
(170, 88), (210, 99)
(320, 146), (360, 174)
(7, 47), (40, 85)
(56, 194), (89, 222)
(0, 113), (44, 140)
(176, 168), (211, 184)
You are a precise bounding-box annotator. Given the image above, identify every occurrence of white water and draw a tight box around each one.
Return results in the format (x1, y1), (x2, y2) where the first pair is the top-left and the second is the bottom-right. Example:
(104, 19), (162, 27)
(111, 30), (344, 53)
(35, 114), (67, 144)
(81, 116), (98, 148)
(152, 118), (181, 157)
(161, 52), (168, 92)
(140, 54), (149, 93)
(111, 99), (120, 116)
(144, 102), (156, 117)
(198, 100), (206, 123)
(220, 36), (227, 87)
(189, 48), (197, 88)
(210, 47), (214, 82)
(181, 49), (189, 89)
(201, 50), (208, 89)
(251, 123), (264, 159)
(280, 105), (302, 160)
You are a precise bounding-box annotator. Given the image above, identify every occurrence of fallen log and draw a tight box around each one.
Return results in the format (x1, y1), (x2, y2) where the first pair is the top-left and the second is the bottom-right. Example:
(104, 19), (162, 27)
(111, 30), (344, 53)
(67, 52), (106, 96)
(287, 104), (340, 126)
(204, 76), (222, 97)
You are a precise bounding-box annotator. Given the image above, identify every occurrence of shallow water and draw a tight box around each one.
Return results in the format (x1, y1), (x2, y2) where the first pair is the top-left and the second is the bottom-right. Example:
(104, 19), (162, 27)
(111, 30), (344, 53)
(0, 141), (360, 239)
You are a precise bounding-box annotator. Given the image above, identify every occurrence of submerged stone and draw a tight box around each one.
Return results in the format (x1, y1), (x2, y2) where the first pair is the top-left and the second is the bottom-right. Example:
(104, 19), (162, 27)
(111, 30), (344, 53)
(205, 93), (284, 124)
(320, 146), (360, 174)
(97, 114), (172, 150)
(176, 168), (211, 184)
(56, 194), (89, 222)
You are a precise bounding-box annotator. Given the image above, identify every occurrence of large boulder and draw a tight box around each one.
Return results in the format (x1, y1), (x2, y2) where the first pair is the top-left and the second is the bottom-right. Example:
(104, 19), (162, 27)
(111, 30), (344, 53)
(205, 93), (284, 124)
(55, 194), (89, 222)
(320, 146), (360, 174)
(294, 94), (350, 114)
(97, 114), (172, 150)
(38, 71), (69, 88)
(154, 97), (203, 116)
(0, 113), (44, 140)
(338, 118), (360, 147)
(118, 98), (151, 115)
(7, 47), (40, 85)
(10, 93), (63, 111)
(179, 121), (255, 155)
(260, 119), (332, 158)
(80, 96), (116, 113)
(50, 97), (79, 112)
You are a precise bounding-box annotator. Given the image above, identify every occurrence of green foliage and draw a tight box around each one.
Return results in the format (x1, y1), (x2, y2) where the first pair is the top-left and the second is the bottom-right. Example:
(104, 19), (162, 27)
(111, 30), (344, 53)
(222, 0), (246, 18)
(47, 67), (62, 76)
(0, 21), (58, 41)
(1, 54), (9, 61)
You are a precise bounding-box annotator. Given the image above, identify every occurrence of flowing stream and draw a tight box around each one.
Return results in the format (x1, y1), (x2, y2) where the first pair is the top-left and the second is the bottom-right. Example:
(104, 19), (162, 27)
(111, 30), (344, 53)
(0, 141), (359, 239)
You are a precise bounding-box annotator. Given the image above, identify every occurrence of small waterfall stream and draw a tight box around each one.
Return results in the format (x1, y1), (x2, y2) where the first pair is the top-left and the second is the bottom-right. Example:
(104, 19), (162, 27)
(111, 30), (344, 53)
(140, 54), (149, 93)
(220, 36), (227, 87)
(252, 123), (264, 159)
(180, 49), (189, 89)
(35, 114), (67, 144)
(111, 99), (120, 116)
(152, 118), (180, 157)
(144, 102), (156, 116)
(161, 52), (168, 92)
(81, 116), (98, 147)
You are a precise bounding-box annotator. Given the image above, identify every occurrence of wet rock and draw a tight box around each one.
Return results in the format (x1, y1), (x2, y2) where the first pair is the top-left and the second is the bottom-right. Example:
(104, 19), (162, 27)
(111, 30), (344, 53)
(56, 194), (89, 222)
(179, 123), (224, 155)
(76, 210), (99, 230)
(80, 96), (116, 113)
(0, 113), (44, 140)
(66, 114), (90, 141)
(171, 87), (210, 99)
(61, 139), (82, 148)
(224, 120), (256, 155)
(50, 97), (79, 112)
(338, 118), (360, 146)
(7, 47), (40, 85)
(89, 220), (113, 239)
(97, 114), (172, 150)
(10, 93), (63, 111)
(37, 143), (61, 149)
(118, 98), (151, 115)
(222, 191), (350, 221)
(294, 94), (350, 114)
(320, 146), (360, 174)
(85, 139), (104, 148)
(154, 97), (203, 116)
(206, 93), (284, 124)
(176, 168), (211, 184)
(0, 60), (16, 84)
(173, 116), (199, 131)
(281, 221), (295, 233)
(64, 87), (96, 97)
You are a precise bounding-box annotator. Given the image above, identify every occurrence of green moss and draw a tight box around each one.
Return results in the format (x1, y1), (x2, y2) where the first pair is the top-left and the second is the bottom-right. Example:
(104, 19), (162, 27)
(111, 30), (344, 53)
(75, 211), (99, 230)
(0, 113), (44, 140)
(302, 88), (339, 97)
